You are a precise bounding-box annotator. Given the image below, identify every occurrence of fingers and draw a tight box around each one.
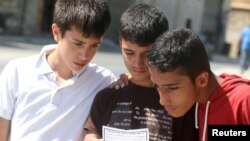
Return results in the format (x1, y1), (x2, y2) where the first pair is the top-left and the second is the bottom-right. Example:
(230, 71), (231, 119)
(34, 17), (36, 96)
(109, 73), (131, 89)
(109, 79), (125, 89)
(117, 78), (126, 89)
(119, 73), (131, 85)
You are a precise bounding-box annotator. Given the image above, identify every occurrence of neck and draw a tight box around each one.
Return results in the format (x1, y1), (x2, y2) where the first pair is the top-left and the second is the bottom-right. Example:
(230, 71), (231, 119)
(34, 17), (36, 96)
(198, 74), (221, 104)
(47, 50), (73, 83)
(130, 78), (154, 88)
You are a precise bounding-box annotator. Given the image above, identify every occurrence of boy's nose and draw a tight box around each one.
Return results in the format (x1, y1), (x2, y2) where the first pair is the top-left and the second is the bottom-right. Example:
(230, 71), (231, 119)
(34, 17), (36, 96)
(79, 49), (88, 60)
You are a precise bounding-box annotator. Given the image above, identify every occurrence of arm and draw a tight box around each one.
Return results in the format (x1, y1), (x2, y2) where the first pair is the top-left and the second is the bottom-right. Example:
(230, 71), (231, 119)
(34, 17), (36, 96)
(84, 88), (113, 141)
(0, 117), (10, 141)
(84, 116), (103, 141)
(0, 62), (16, 141)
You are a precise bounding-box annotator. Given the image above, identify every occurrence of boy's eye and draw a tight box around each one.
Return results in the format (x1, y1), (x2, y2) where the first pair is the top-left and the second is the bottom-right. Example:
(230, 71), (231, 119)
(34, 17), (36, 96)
(168, 86), (178, 91)
(124, 51), (134, 55)
(93, 44), (101, 48)
(126, 53), (133, 55)
(74, 42), (82, 46)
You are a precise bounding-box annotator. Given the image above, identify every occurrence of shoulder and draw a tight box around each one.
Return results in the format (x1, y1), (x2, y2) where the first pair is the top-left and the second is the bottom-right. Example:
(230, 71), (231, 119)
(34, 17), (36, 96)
(75, 64), (116, 93)
(219, 74), (250, 104)
(94, 87), (118, 101)
(87, 63), (114, 75)
(2, 54), (40, 74)
(91, 87), (119, 109)
(5, 43), (53, 69)
(84, 63), (116, 81)
(93, 84), (134, 105)
(233, 83), (250, 100)
(0, 54), (41, 96)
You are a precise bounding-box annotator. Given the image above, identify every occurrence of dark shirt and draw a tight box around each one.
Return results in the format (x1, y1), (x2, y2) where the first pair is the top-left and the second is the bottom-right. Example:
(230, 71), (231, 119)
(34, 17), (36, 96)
(85, 81), (198, 141)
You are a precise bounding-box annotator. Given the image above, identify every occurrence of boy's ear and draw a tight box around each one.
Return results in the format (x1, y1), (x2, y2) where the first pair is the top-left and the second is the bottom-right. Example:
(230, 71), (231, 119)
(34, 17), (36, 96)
(51, 23), (61, 42)
(195, 72), (209, 87)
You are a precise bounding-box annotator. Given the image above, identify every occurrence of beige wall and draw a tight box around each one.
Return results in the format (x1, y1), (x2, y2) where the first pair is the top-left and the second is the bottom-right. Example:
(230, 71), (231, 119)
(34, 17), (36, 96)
(226, 10), (250, 58)
(225, 0), (250, 58)
(140, 0), (205, 32)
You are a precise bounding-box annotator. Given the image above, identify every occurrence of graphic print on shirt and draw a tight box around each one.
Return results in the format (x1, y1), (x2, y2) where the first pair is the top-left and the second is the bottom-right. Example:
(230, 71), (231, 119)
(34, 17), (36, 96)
(106, 101), (173, 141)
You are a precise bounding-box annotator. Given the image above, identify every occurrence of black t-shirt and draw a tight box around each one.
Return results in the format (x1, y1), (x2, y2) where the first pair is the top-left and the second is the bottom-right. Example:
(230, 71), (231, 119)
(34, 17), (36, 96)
(172, 104), (198, 141)
(86, 81), (198, 141)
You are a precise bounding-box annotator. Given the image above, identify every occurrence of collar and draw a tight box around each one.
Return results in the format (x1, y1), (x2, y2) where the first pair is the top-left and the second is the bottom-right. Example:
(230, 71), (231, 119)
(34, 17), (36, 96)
(37, 44), (56, 75)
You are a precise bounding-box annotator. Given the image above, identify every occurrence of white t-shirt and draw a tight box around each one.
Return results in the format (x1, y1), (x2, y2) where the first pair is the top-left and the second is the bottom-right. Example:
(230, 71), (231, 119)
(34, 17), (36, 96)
(0, 44), (116, 141)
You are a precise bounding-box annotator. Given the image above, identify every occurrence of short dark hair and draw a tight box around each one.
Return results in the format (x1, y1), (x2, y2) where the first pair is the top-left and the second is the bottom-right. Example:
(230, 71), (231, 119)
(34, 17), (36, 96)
(119, 3), (169, 46)
(53, 0), (111, 38)
(147, 28), (212, 82)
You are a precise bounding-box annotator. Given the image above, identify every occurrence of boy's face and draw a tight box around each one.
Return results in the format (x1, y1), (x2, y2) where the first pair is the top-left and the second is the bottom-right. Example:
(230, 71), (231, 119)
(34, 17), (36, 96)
(149, 67), (198, 117)
(52, 24), (101, 72)
(120, 38), (151, 85)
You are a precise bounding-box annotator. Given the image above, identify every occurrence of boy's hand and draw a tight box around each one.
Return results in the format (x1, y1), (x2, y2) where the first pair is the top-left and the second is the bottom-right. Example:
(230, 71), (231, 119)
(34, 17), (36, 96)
(110, 73), (131, 89)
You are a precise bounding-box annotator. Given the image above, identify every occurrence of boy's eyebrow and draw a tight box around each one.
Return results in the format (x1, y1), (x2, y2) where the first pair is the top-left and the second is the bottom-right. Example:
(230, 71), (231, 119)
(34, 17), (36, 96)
(123, 48), (149, 53)
(123, 48), (133, 51)
(72, 38), (101, 45)
(72, 38), (85, 43)
(164, 83), (179, 86)
(158, 83), (180, 87)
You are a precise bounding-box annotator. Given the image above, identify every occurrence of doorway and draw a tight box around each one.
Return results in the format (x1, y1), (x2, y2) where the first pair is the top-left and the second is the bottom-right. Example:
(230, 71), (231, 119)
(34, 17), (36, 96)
(41, 0), (56, 33)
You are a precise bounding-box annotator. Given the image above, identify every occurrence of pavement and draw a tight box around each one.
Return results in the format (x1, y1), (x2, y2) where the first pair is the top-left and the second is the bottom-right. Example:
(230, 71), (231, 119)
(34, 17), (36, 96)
(209, 53), (250, 79)
(0, 34), (249, 79)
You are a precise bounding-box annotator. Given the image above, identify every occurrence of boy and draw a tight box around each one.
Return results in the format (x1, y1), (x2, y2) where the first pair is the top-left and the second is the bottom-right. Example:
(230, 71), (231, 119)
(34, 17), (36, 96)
(238, 22), (250, 74)
(147, 28), (250, 141)
(84, 4), (197, 141)
(0, 0), (116, 140)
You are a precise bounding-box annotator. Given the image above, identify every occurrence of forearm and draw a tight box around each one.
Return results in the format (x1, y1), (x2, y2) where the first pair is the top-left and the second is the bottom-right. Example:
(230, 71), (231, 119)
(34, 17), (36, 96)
(84, 132), (103, 141)
(84, 115), (103, 141)
(0, 117), (10, 141)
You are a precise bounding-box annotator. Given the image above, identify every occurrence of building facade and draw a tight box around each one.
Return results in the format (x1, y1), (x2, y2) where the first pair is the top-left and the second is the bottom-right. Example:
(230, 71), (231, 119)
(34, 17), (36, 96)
(0, 0), (54, 36)
(0, 0), (231, 55)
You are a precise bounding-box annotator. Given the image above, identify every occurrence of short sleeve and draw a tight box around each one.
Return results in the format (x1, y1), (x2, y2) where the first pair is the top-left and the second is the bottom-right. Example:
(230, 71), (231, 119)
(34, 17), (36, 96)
(87, 87), (115, 137)
(87, 91), (104, 136)
(0, 61), (17, 120)
(84, 115), (98, 133)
